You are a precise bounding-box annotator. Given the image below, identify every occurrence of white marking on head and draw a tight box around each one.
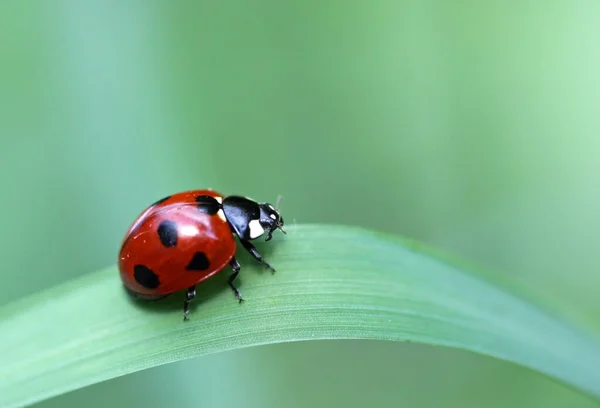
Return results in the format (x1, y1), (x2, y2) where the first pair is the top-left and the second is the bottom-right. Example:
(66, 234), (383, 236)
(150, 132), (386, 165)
(248, 219), (264, 239)
(217, 209), (226, 222)
(214, 196), (223, 204)
(269, 213), (277, 220)
(268, 204), (275, 211)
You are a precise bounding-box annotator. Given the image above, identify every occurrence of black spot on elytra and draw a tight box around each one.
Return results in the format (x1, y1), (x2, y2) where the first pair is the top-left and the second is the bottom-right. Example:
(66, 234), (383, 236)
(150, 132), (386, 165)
(157, 220), (178, 247)
(186, 252), (211, 271)
(195, 195), (220, 215)
(151, 195), (171, 207)
(133, 265), (160, 289)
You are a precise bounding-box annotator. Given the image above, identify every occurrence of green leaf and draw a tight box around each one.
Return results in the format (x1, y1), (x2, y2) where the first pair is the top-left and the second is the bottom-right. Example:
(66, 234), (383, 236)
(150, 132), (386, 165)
(1, 224), (599, 407)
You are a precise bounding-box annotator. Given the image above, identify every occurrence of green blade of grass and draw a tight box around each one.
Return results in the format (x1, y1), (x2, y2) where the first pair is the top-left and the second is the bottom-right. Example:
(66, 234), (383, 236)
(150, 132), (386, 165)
(1, 224), (599, 407)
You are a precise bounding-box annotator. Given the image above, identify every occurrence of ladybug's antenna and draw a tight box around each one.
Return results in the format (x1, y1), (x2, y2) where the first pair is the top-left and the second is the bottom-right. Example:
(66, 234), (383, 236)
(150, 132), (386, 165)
(275, 194), (286, 234)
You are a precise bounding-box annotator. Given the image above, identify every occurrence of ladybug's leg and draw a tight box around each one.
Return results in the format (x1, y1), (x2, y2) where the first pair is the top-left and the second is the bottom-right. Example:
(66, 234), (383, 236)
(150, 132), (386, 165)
(228, 257), (244, 303)
(240, 240), (276, 272)
(183, 285), (196, 321)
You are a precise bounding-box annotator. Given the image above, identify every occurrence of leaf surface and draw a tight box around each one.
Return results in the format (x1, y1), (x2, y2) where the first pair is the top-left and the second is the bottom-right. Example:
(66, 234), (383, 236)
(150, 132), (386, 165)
(1, 224), (599, 407)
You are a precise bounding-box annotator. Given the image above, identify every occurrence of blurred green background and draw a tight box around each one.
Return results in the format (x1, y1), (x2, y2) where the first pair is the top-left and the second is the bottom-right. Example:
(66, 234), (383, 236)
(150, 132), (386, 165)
(2, 1), (599, 407)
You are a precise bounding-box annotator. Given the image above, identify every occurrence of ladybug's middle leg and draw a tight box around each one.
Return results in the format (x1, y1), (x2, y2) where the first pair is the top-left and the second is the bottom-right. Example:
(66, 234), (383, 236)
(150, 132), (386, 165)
(228, 257), (244, 303)
(183, 285), (196, 321)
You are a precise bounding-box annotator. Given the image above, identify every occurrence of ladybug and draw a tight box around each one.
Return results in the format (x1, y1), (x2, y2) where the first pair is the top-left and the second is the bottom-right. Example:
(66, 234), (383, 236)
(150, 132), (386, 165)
(118, 189), (286, 320)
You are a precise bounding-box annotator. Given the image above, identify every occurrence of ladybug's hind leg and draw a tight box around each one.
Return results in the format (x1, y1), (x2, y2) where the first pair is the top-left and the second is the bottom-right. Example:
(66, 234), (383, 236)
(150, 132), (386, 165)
(183, 286), (196, 321)
(228, 257), (244, 303)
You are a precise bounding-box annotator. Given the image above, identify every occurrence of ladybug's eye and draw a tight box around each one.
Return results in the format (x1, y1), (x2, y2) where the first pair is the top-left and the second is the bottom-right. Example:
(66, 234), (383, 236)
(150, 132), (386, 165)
(258, 202), (285, 240)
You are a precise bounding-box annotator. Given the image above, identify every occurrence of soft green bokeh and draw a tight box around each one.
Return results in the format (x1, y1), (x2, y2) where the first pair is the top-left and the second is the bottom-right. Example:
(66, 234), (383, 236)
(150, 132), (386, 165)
(1, 1), (599, 407)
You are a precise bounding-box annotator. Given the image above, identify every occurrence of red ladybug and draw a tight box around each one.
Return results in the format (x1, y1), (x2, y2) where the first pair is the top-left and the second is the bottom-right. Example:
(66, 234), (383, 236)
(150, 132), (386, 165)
(118, 189), (286, 320)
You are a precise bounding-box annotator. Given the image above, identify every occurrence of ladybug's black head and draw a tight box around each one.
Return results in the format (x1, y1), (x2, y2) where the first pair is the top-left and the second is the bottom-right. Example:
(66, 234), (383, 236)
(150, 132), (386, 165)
(258, 195), (286, 241)
(222, 194), (286, 242)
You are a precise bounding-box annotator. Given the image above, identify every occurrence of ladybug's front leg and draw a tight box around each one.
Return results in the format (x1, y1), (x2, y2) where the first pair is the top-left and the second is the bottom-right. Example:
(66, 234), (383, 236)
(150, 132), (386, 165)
(240, 240), (276, 272)
(183, 286), (196, 321)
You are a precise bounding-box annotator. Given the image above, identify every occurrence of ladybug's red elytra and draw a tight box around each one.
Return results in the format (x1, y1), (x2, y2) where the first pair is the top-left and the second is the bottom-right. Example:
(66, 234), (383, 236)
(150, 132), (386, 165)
(118, 189), (286, 320)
